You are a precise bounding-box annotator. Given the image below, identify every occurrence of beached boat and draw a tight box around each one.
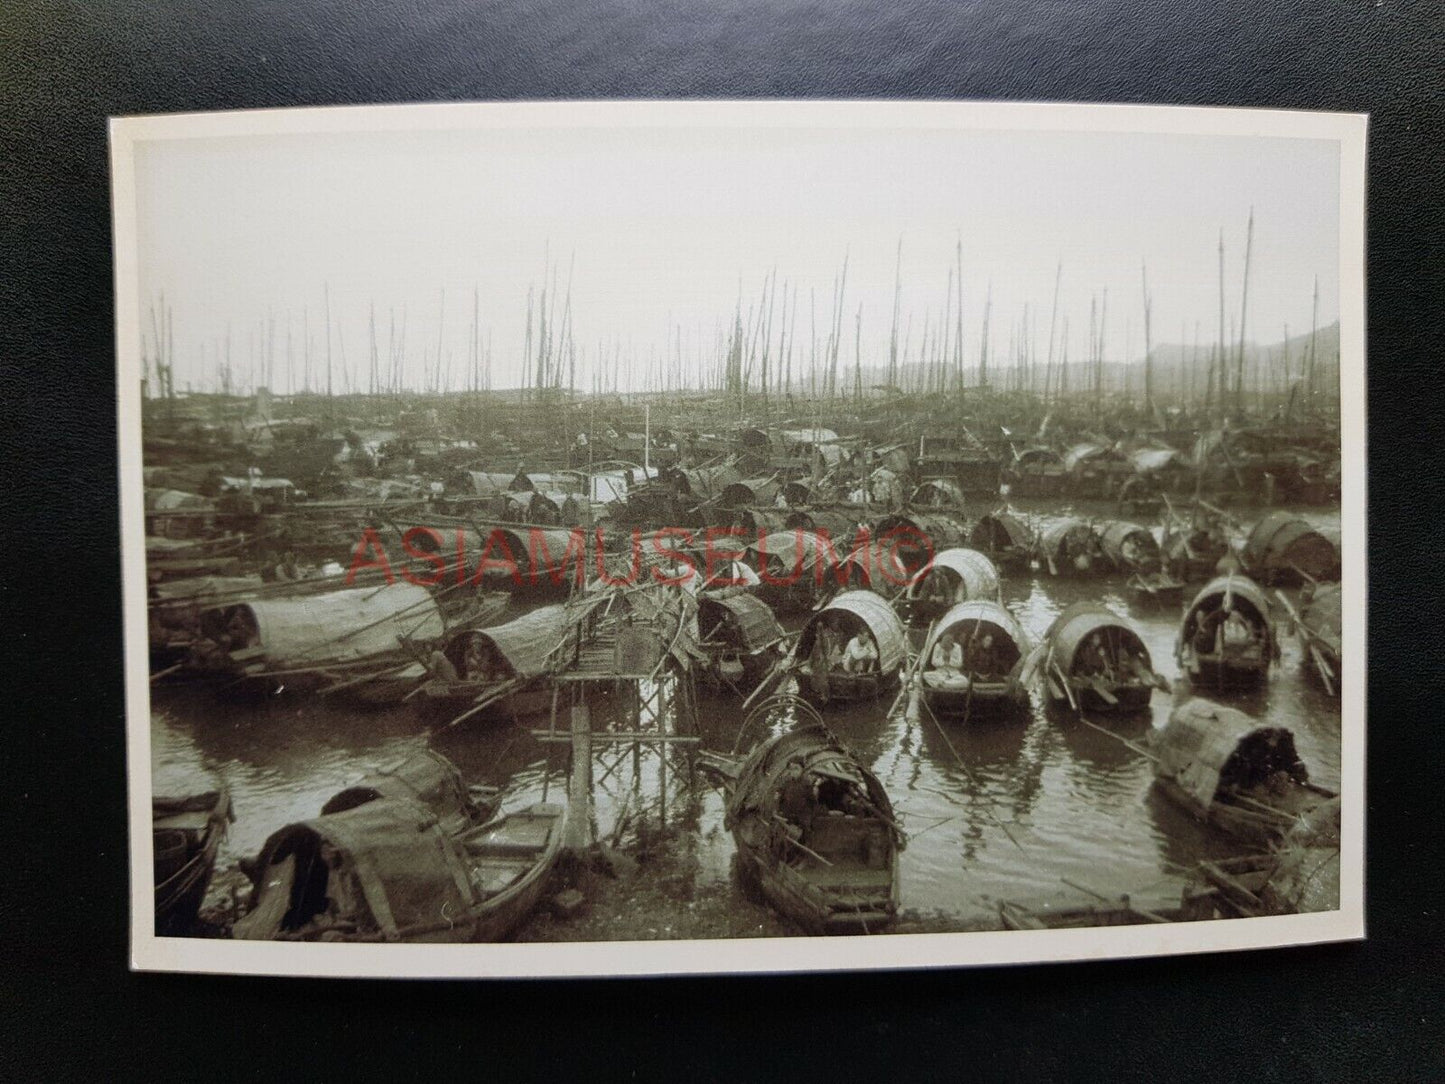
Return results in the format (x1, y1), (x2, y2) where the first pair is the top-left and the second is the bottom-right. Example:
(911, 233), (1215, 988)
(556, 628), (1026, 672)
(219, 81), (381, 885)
(234, 752), (564, 943)
(918, 599), (1031, 718)
(792, 590), (908, 706)
(1038, 519), (1106, 577)
(1031, 602), (1166, 713)
(697, 723), (904, 934)
(902, 547), (1001, 625)
(1151, 699), (1335, 845)
(969, 511), (1035, 571)
(697, 593), (787, 692)
(1242, 512), (1340, 586)
(154, 785), (232, 935)
(999, 896), (1187, 930)
(1175, 575), (1279, 690)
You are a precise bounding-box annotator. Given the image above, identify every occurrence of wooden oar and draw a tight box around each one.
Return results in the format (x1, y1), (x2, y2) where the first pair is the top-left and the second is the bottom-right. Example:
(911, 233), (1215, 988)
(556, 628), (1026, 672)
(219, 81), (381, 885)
(773, 817), (835, 866)
(1077, 715), (1158, 761)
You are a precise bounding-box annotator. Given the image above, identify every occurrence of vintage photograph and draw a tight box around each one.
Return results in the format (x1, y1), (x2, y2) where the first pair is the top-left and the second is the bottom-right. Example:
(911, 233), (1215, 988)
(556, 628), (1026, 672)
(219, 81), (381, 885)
(114, 102), (1365, 976)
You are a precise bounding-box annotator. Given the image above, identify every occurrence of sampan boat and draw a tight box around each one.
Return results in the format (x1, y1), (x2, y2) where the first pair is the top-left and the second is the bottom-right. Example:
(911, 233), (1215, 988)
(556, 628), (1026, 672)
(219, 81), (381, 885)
(417, 604), (574, 721)
(697, 723), (904, 935)
(1151, 699), (1336, 845)
(234, 752), (563, 943)
(1038, 519), (1106, 577)
(696, 593), (786, 693)
(1242, 512), (1340, 587)
(1098, 520), (1184, 604)
(1175, 574), (1279, 690)
(792, 590), (908, 707)
(188, 581), (446, 695)
(901, 547), (1001, 626)
(968, 511), (1035, 571)
(918, 599), (1031, 719)
(1297, 583), (1342, 696)
(154, 785), (233, 935)
(1032, 602), (1166, 713)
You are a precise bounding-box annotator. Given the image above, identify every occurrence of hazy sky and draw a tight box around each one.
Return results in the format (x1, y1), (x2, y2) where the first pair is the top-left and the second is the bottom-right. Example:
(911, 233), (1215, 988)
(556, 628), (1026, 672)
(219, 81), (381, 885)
(135, 121), (1341, 394)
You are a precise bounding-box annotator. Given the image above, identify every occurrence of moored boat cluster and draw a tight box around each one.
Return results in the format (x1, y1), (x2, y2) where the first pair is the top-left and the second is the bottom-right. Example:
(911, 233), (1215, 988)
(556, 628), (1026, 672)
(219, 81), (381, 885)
(147, 392), (1343, 940)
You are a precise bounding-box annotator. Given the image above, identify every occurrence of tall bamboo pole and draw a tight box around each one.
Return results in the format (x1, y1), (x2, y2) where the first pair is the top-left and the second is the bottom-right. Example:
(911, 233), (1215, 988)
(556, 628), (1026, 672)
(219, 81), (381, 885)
(1235, 207), (1255, 415)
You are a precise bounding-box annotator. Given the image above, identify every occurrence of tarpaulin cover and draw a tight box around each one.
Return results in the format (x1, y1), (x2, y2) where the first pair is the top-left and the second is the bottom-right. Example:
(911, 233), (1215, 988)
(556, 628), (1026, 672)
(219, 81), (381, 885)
(320, 750), (478, 835)
(1129, 447), (1185, 473)
(1098, 520), (1162, 570)
(1242, 512), (1338, 580)
(908, 479), (966, 507)
(970, 513), (1033, 551)
(1301, 584), (1342, 656)
(1040, 520), (1103, 562)
(240, 582), (444, 666)
(237, 797), (475, 941)
(146, 488), (214, 512)
(1179, 574), (1278, 655)
(468, 604), (572, 678)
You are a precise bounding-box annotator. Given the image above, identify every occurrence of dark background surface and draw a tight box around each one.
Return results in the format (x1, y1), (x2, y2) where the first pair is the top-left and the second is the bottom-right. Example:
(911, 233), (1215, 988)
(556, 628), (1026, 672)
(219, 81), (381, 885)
(3, 0), (1441, 1078)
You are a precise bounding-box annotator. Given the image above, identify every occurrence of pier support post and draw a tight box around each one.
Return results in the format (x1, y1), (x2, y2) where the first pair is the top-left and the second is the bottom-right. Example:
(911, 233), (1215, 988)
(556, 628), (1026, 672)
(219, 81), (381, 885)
(565, 701), (594, 852)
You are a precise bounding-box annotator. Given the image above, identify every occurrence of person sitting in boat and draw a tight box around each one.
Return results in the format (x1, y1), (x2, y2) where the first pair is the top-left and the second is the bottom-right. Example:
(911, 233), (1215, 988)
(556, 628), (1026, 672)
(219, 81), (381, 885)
(777, 761), (816, 843)
(224, 608), (256, 650)
(1194, 609), (1229, 655)
(1077, 633), (1114, 678)
(930, 632), (964, 675)
(427, 649), (460, 683)
(841, 630), (878, 674)
(463, 637), (500, 683)
(963, 632), (1002, 678)
(274, 551), (301, 581)
(1222, 609), (1254, 648)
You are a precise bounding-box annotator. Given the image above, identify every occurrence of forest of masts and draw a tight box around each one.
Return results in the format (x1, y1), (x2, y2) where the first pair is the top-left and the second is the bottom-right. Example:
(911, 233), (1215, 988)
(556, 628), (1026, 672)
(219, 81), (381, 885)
(143, 212), (1337, 419)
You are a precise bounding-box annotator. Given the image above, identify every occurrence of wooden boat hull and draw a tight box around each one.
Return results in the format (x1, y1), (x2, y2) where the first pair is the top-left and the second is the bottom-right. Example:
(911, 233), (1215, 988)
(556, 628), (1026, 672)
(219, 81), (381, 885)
(1182, 654), (1268, 691)
(1128, 574), (1185, 606)
(154, 789), (231, 936)
(736, 845), (899, 935)
(923, 676), (1028, 719)
(457, 803), (568, 942)
(999, 899), (1187, 930)
(705, 724), (905, 936)
(236, 801), (567, 943)
(416, 680), (555, 722)
(1153, 777), (1334, 846)
(797, 666), (898, 707)
(1046, 681), (1152, 714)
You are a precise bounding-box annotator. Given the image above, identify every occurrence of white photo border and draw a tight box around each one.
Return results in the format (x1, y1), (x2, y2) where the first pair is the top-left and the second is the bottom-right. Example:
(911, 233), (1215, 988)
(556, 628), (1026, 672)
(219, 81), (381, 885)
(113, 99), (1367, 978)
